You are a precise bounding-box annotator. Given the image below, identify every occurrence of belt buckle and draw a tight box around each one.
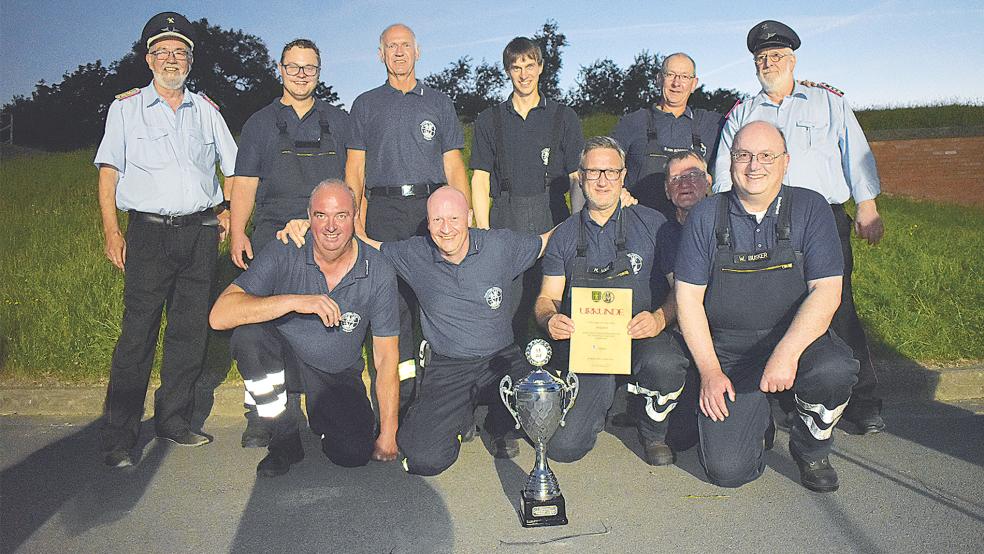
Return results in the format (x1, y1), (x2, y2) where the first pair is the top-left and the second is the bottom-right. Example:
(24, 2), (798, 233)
(400, 184), (414, 197)
(164, 215), (178, 227)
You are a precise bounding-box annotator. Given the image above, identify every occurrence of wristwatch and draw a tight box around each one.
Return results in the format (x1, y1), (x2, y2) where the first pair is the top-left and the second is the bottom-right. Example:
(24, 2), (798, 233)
(215, 199), (231, 214)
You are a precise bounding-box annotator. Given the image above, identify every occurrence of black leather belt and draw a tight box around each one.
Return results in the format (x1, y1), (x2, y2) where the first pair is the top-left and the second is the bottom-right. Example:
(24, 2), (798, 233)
(368, 183), (444, 198)
(128, 208), (218, 227)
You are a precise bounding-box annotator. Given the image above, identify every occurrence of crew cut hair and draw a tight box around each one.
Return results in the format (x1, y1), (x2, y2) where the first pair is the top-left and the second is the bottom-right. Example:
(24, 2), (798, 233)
(282, 38), (321, 66)
(502, 37), (542, 70)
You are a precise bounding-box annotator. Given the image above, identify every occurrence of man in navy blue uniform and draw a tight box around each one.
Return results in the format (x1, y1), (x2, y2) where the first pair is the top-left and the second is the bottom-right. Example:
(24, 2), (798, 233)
(470, 37), (584, 340)
(277, 186), (553, 476)
(95, 11), (238, 468)
(346, 23), (470, 402)
(612, 53), (723, 218)
(713, 20), (886, 434)
(229, 38), (351, 448)
(677, 121), (858, 492)
(535, 136), (691, 466)
(211, 181), (400, 477)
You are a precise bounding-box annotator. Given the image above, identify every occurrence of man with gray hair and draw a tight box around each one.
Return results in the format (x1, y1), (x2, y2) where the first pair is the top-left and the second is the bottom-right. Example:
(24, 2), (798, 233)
(535, 136), (691, 466)
(210, 180), (401, 477)
(346, 23), (470, 406)
(612, 53), (724, 217)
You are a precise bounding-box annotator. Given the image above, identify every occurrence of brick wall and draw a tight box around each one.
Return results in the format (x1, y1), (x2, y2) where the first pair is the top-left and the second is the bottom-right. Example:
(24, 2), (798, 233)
(870, 136), (984, 208)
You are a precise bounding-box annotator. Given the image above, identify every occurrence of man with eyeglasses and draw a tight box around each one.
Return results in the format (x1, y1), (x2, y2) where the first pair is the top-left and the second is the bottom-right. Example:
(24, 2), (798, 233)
(713, 20), (887, 436)
(94, 11), (238, 467)
(677, 121), (858, 492)
(230, 38), (351, 448)
(470, 36), (585, 343)
(535, 136), (691, 466)
(346, 23), (469, 408)
(612, 53), (724, 218)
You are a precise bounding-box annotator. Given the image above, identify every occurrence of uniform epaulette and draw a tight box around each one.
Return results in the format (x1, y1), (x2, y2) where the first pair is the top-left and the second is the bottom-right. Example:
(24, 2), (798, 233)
(724, 100), (742, 120)
(200, 93), (221, 111)
(798, 80), (844, 96)
(115, 88), (141, 101)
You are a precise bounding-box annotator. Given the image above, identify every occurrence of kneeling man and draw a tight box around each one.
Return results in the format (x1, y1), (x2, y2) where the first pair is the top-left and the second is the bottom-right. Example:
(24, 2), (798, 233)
(210, 180), (400, 476)
(675, 121), (858, 491)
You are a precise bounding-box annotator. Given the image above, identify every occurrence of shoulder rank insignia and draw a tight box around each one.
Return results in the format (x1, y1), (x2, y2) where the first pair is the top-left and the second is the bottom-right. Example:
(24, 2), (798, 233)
(115, 88), (141, 101)
(724, 100), (742, 120)
(798, 80), (844, 96)
(200, 93), (221, 111)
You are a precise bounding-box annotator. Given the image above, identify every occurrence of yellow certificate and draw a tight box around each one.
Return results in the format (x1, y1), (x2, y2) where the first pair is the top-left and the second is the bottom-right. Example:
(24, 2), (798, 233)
(569, 287), (632, 375)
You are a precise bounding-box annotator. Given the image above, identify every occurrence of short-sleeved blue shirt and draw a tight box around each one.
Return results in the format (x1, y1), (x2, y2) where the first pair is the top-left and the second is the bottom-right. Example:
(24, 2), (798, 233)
(348, 82), (464, 188)
(380, 229), (541, 358)
(236, 98), (350, 183)
(234, 234), (399, 373)
(674, 187), (843, 287)
(471, 96), (584, 197)
(94, 82), (238, 216)
(542, 205), (670, 312)
(611, 106), (724, 189)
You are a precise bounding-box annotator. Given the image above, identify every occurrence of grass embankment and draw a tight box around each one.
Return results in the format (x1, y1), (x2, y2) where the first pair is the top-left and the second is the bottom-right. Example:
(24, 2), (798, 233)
(855, 103), (984, 132)
(2, 114), (982, 382)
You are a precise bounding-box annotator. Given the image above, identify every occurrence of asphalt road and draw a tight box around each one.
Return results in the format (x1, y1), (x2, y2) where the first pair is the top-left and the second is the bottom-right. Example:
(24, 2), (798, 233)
(2, 399), (982, 553)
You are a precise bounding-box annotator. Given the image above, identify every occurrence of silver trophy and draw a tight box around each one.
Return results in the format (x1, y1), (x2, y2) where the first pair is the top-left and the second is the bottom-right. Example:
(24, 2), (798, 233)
(500, 339), (579, 527)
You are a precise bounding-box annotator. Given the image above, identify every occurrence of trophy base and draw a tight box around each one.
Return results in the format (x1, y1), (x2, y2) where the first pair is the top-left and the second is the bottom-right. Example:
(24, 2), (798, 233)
(519, 491), (568, 527)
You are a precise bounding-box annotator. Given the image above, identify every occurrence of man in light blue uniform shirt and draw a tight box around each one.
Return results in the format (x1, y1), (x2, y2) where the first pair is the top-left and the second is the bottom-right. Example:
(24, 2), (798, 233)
(94, 11), (238, 468)
(713, 20), (886, 434)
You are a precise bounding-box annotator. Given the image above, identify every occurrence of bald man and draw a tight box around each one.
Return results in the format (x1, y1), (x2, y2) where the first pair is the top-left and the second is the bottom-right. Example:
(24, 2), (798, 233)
(279, 186), (554, 475)
(211, 180), (401, 477)
(676, 121), (858, 492)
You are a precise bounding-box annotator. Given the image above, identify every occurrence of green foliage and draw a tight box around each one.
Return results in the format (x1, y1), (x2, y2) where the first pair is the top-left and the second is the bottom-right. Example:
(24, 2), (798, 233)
(423, 56), (504, 123)
(851, 197), (984, 363)
(856, 103), (984, 131)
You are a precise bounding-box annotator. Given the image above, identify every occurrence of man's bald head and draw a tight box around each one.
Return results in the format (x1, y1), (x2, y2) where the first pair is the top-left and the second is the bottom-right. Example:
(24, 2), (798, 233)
(426, 186), (473, 263)
(309, 179), (356, 213)
(733, 120), (787, 153)
(427, 185), (468, 216)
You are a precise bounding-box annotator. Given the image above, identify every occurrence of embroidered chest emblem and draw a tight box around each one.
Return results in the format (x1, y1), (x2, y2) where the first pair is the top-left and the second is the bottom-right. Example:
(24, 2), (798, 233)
(484, 287), (503, 310)
(628, 252), (643, 275)
(340, 312), (362, 333)
(420, 120), (436, 141)
(541, 147), (551, 166)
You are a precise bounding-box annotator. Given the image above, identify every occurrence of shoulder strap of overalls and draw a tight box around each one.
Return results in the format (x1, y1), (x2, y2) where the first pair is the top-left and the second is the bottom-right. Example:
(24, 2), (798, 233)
(275, 108), (291, 152)
(713, 192), (732, 251)
(690, 109), (706, 156)
(317, 104), (332, 141)
(645, 105), (659, 155)
(493, 102), (511, 196)
(543, 99), (566, 187)
(776, 185), (792, 242)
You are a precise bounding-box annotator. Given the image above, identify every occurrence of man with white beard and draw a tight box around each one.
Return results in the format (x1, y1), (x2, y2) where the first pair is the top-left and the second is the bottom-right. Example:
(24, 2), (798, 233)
(94, 11), (238, 468)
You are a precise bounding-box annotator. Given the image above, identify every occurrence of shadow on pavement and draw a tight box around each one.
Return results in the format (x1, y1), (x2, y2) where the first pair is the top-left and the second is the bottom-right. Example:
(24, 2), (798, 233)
(229, 432), (454, 553)
(0, 420), (167, 553)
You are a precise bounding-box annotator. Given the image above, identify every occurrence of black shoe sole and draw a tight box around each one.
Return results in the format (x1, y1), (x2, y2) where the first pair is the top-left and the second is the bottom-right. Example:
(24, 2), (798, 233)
(157, 433), (211, 447)
(802, 480), (840, 493)
(241, 434), (272, 448)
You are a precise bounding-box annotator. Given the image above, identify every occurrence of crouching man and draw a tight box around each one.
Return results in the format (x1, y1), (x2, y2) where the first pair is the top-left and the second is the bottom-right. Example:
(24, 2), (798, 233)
(210, 180), (400, 476)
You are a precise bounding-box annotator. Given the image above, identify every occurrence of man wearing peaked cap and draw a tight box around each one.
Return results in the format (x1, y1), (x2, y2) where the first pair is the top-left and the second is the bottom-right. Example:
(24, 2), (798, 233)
(713, 19), (887, 442)
(94, 11), (238, 468)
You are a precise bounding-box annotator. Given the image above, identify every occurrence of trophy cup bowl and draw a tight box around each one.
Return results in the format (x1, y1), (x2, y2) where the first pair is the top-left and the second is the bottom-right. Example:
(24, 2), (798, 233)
(500, 339), (579, 527)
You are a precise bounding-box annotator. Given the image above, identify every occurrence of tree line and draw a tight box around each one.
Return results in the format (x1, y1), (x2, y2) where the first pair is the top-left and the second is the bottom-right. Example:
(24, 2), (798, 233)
(2, 18), (740, 151)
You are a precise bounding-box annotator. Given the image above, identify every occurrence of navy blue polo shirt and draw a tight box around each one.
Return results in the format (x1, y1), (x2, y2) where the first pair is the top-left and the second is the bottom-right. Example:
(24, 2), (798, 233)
(655, 218), (682, 278)
(471, 96), (583, 197)
(542, 205), (670, 312)
(348, 82), (464, 188)
(611, 106), (724, 187)
(379, 229), (541, 358)
(234, 234), (399, 373)
(674, 187), (843, 287)
(236, 98), (350, 180)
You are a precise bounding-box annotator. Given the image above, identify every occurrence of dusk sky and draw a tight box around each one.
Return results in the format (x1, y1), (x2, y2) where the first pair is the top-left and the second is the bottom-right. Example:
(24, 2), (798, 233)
(2, 0), (982, 110)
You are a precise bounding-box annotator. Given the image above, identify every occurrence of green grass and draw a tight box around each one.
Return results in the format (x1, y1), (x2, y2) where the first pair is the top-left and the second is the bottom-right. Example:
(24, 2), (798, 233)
(2, 120), (982, 382)
(855, 103), (984, 132)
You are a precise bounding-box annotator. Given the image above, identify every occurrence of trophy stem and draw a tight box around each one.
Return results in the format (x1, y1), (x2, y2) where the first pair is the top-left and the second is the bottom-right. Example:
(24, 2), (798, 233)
(525, 441), (561, 502)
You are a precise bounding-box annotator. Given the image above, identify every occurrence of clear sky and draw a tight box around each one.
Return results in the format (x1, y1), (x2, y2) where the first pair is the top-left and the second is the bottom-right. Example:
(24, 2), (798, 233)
(2, 0), (982, 110)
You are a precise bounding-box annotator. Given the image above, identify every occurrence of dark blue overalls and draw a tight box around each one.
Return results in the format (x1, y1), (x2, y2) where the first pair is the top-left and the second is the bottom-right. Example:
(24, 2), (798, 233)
(697, 188), (858, 487)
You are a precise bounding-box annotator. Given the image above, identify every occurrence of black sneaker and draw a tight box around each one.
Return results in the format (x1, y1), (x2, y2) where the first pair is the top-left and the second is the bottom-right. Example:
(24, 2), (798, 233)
(791, 450), (840, 493)
(157, 429), (212, 447)
(257, 432), (305, 477)
(242, 407), (273, 448)
(842, 404), (886, 435)
(642, 440), (675, 466)
(103, 447), (134, 468)
(491, 436), (520, 459)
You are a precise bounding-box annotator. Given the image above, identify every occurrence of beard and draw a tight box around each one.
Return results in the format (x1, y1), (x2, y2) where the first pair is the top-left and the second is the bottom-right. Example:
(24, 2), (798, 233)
(153, 67), (189, 91)
(757, 69), (791, 96)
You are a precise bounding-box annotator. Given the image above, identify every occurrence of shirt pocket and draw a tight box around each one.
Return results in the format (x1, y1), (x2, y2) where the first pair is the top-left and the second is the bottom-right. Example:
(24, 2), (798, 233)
(186, 127), (216, 170)
(794, 119), (829, 150)
(130, 126), (171, 170)
(474, 281), (506, 314)
(411, 111), (444, 152)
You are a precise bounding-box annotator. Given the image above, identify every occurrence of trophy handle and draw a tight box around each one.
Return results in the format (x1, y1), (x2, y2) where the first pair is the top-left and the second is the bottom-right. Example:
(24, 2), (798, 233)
(499, 375), (522, 429)
(558, 371), (580, 427)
